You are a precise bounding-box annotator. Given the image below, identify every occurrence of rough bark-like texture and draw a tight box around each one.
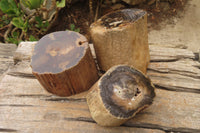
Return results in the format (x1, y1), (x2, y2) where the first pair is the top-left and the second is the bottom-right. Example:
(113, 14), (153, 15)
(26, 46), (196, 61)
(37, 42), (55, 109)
(90, 9), (149, 74)
(87, 65), (155, 126)
(31, 31), (99, 96)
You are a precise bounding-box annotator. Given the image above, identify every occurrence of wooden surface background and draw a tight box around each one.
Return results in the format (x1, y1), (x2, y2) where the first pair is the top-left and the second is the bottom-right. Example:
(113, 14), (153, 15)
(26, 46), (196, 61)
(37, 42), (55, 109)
(0, 42), (200, 133)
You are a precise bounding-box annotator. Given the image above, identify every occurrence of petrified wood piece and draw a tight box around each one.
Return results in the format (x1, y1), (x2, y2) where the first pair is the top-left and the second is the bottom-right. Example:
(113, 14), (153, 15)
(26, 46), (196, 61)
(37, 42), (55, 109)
(90, 9), (149, 73)
(87, 65), (155, 126)
(31, 31), (99, 96)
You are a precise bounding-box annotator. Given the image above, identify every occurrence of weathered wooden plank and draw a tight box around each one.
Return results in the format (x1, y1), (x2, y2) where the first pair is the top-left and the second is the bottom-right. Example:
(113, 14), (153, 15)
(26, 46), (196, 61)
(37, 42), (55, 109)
(12, 42), (196, 63)
(0, 74), (200, 132)
(13, 41), (36, 64)
(0, 119), (164, 133)
(0, 43), (17, 81)
(7, 42), (200, 94)
(147, 59), (200, 93)
(7, 58), (200, 94)
(149, 44), (195, 62)
(148, 59), (200, 78)
(149, 43), (189, 49)
(0, 76), (164, 133)
(127, 89), (200, 129)
(7, 61), (34, 78)
(148, 70), (200, 93)
(1, 42), (200, 132)
(0, 43), (16, 56)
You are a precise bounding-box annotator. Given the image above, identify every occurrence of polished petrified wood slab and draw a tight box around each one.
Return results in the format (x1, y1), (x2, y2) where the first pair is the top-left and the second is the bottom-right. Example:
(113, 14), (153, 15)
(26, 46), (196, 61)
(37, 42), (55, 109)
(90, 9), (149, 73)
(31, 31), (99, 96)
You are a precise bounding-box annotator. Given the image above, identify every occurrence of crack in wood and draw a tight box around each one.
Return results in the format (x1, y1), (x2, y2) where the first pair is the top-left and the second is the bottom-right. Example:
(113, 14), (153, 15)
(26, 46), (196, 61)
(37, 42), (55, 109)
(150, 58), (180, 63)
(0, 104), (36, 107)
(45, 98), (86, 102)
(194, 53), (199, 61)
(63, 117), (95, 123)
(0, 128), (17, 132)
(7, 72), (35, 79)
(194, 64), (200, 69)
(63, 116), (200, 133)
(3, 94), (86, 102)
(12, 94), (52, 98)
(155, 85), (200, 94)
(123, 122), (200, 133)
(148, 69), (200, 79)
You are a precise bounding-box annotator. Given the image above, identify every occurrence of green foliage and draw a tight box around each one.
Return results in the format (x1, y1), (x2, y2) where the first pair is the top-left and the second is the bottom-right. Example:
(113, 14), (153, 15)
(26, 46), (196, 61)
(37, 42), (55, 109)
(6, 31), (21, 45)
(2, 16), (10, 25)
(20, 0), (44, 10)
(0, 0), (25, 44)
(29, 35), (38, 41)
(0, 15), (10, 28)
(0, 0), (20, 16)
(0, 0), (41, 44)
(35, 16), (49, 31)
(12, 17), (29, 32)
(6, 33), (37, 45)
(56, 0), (65, 8)
(0, 0), (66, 45)
(69, 24), (80, 32)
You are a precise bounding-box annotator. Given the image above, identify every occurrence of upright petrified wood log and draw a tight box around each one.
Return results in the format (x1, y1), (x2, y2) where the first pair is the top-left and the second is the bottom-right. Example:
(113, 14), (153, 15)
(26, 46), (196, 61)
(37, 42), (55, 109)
(90, 9), (149, 74)
(31, 31), (99, 96)
(87, 65), (155, 126)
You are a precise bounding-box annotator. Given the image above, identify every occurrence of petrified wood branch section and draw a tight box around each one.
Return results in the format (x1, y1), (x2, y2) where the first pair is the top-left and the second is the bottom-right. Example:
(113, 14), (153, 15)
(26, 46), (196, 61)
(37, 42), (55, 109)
(31, 31), (99, 96)
(90, 9), (149, 73)
(87, 65), (155, 126)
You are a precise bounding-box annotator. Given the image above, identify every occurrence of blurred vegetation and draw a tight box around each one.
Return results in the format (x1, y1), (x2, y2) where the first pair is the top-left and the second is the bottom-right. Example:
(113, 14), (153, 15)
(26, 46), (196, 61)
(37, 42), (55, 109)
(0, 0), (65, 45)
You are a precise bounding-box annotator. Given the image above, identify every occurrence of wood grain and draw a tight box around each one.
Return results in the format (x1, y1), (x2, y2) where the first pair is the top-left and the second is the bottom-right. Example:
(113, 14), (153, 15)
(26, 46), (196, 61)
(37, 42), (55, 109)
(87, 65), (155, 126)
(148, 59), (200, 93)
(0, 43), (17, 81)
(149, 44), (195, 62)
(31, 31), (99, 96)
(0, 73), (199, 132)
(0, 42), (200, 132)
(90, 9), (150, 73)
(13, 41), (36, 64)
